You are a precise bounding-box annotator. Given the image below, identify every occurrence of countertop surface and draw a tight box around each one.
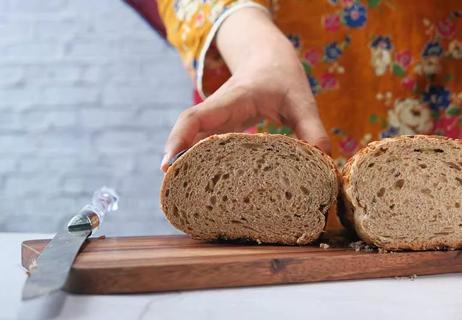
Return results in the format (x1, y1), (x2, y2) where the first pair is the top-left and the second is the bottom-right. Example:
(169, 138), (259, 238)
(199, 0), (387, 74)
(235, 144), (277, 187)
(3, 232), (462, 320)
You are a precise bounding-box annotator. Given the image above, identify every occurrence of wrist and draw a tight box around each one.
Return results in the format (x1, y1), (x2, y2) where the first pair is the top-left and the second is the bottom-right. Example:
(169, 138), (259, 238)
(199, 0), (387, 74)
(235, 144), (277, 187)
(216, 7), (299, 75)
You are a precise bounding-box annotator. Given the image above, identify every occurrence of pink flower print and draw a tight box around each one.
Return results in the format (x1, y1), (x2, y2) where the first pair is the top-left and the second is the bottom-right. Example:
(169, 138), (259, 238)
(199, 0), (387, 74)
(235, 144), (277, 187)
(304, 48), (321, 65)
(342, 0), (354, 7)
(433, 115), (461, 138)
(339, 136), (358, 156)
(395, 50), (412, 68)
(436, 19), (456, 38)
(401, 76), (416, 91)
(245, 126), (258, 134)
(323, 14), (341, 32)
(194, 11), (205, 27)
(320, 73), (339, 90)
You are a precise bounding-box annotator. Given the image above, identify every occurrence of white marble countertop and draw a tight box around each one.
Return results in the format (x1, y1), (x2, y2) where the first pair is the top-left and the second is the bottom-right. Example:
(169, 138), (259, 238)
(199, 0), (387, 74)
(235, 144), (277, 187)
(3, 232), (462, 320)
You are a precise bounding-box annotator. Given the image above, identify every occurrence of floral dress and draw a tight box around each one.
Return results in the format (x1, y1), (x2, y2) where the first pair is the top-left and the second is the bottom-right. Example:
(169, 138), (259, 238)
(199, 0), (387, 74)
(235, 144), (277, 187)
(157, 0), (462, 166)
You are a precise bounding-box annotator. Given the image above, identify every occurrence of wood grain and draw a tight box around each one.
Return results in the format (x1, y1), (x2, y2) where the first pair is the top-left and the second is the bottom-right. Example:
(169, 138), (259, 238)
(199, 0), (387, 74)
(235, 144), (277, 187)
(21, 235), (462, 294)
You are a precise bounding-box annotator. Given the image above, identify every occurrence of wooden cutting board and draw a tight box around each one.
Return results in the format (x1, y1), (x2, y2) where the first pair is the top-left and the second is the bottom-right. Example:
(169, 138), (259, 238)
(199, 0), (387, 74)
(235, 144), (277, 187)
(21, 235), (462, 294)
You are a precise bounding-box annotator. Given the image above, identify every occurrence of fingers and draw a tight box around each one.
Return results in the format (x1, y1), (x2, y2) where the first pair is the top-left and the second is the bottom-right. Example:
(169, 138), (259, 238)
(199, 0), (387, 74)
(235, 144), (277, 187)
(161, 83), (254, 172)
(282, 93), (332, 155)
(293, 116), (332, 155)
(161, 77), (331, 173)
(161, 105), (230, 172)
(160, 108), (201, 172)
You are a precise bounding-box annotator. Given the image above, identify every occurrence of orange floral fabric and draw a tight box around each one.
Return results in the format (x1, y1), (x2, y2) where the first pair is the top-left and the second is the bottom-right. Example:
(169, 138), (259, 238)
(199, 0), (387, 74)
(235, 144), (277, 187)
(156, 0), (270, 80)
(158, 0), (462, 165)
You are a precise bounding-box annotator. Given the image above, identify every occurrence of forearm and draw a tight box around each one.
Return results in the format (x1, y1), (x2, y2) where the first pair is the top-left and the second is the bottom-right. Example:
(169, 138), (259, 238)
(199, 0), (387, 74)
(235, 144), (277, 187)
(216, 7), (300, 75)
(161, 2), (330, 171)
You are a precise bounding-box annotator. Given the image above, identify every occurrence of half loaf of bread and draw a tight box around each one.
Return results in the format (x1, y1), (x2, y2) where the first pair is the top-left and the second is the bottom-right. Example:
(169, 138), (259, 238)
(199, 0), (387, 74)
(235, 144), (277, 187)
(160, 133), (338, 245)
(341, 135), (462, 250)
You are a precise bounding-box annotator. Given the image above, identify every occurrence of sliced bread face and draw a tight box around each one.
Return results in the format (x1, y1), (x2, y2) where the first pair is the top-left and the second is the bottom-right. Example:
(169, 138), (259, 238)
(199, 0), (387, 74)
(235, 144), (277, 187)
(161, 133), (338, 245)
(342, 135), (462, 250)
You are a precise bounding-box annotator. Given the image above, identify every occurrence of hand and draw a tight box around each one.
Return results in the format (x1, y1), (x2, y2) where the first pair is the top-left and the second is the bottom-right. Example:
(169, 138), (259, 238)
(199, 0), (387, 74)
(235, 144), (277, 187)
(161, 7), (330, 172)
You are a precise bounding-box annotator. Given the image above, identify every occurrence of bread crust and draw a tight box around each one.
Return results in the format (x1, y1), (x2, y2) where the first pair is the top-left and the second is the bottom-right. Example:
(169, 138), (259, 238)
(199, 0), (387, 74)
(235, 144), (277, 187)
(340, 135), (462, 250)
(160, 133), (339, 245)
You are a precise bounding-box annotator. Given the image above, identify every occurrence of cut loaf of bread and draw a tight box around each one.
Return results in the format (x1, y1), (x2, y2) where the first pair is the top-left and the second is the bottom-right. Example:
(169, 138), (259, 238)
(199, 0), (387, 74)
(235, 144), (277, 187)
(160, 133), (338, 245)
(341, 135), (462, 250)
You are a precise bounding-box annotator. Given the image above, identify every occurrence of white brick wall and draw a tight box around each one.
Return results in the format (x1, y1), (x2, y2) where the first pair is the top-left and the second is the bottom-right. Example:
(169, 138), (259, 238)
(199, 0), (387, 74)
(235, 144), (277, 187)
(0, 0), (193, 235)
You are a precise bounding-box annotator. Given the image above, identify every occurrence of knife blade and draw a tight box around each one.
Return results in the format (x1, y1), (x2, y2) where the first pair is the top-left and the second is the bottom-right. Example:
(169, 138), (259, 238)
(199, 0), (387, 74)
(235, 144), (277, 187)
(21, 186), (119, 301)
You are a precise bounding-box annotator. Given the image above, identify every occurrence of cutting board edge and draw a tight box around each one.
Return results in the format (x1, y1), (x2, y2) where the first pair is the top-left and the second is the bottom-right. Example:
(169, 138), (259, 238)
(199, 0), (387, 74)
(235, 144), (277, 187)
(63, 254), (462, 294)
(66, 271), (462, 295)
(21, 236), (462, 294)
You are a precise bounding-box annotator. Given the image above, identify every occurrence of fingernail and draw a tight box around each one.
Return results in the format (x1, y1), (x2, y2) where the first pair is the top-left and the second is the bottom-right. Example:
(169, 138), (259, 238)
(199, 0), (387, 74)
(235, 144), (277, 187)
(168, 149), (188, 166)
(160, 153), (169, 171)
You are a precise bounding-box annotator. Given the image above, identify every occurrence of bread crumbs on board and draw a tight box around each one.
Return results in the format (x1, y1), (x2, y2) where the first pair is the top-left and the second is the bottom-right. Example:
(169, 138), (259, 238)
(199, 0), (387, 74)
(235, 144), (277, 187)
(319, 243), (330, 249)
(349, 241), (376, 252)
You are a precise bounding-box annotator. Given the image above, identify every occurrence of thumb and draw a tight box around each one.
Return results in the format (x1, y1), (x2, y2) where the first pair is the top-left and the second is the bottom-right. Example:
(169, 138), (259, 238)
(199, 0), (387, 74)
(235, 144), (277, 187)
(161, 81), (247, 172)
(283, 94), (332, 155)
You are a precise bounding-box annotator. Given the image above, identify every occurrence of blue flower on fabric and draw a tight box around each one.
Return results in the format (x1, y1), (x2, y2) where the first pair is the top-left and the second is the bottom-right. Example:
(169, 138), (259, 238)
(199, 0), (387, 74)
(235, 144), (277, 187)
(423, 85), (451, 111)
(380, 126), (399, 139)
(370, 36), (392, 50)
(342, 3), (367, 28)
(308, 75), (320, 95)
(422, 41), (443, 58)
(288, 34), (301, 49)
(324, 42), (343, 62)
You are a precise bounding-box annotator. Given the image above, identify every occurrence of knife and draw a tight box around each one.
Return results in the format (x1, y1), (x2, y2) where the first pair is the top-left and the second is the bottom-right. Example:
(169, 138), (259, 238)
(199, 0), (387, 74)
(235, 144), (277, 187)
(21, 186), (119, 300)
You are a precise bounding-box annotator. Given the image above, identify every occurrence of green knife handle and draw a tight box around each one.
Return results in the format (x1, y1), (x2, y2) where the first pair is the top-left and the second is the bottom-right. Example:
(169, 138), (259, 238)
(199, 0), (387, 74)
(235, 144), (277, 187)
(68, 186), (119, 233)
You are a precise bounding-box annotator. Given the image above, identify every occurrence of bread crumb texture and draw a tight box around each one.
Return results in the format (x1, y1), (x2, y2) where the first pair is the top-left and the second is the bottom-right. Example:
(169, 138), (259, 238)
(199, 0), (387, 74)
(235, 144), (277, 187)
(161, 133), (338, 245)
(342, 135), (462, 251)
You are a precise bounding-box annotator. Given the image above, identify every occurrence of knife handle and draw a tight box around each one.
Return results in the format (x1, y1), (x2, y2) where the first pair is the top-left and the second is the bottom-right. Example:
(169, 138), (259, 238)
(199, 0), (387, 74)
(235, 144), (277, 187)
(68, 187), (119, 233)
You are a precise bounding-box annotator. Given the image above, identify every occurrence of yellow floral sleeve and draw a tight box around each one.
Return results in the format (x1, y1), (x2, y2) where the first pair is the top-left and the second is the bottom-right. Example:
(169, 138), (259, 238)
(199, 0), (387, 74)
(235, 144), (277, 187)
(157, 0), (271, 98)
